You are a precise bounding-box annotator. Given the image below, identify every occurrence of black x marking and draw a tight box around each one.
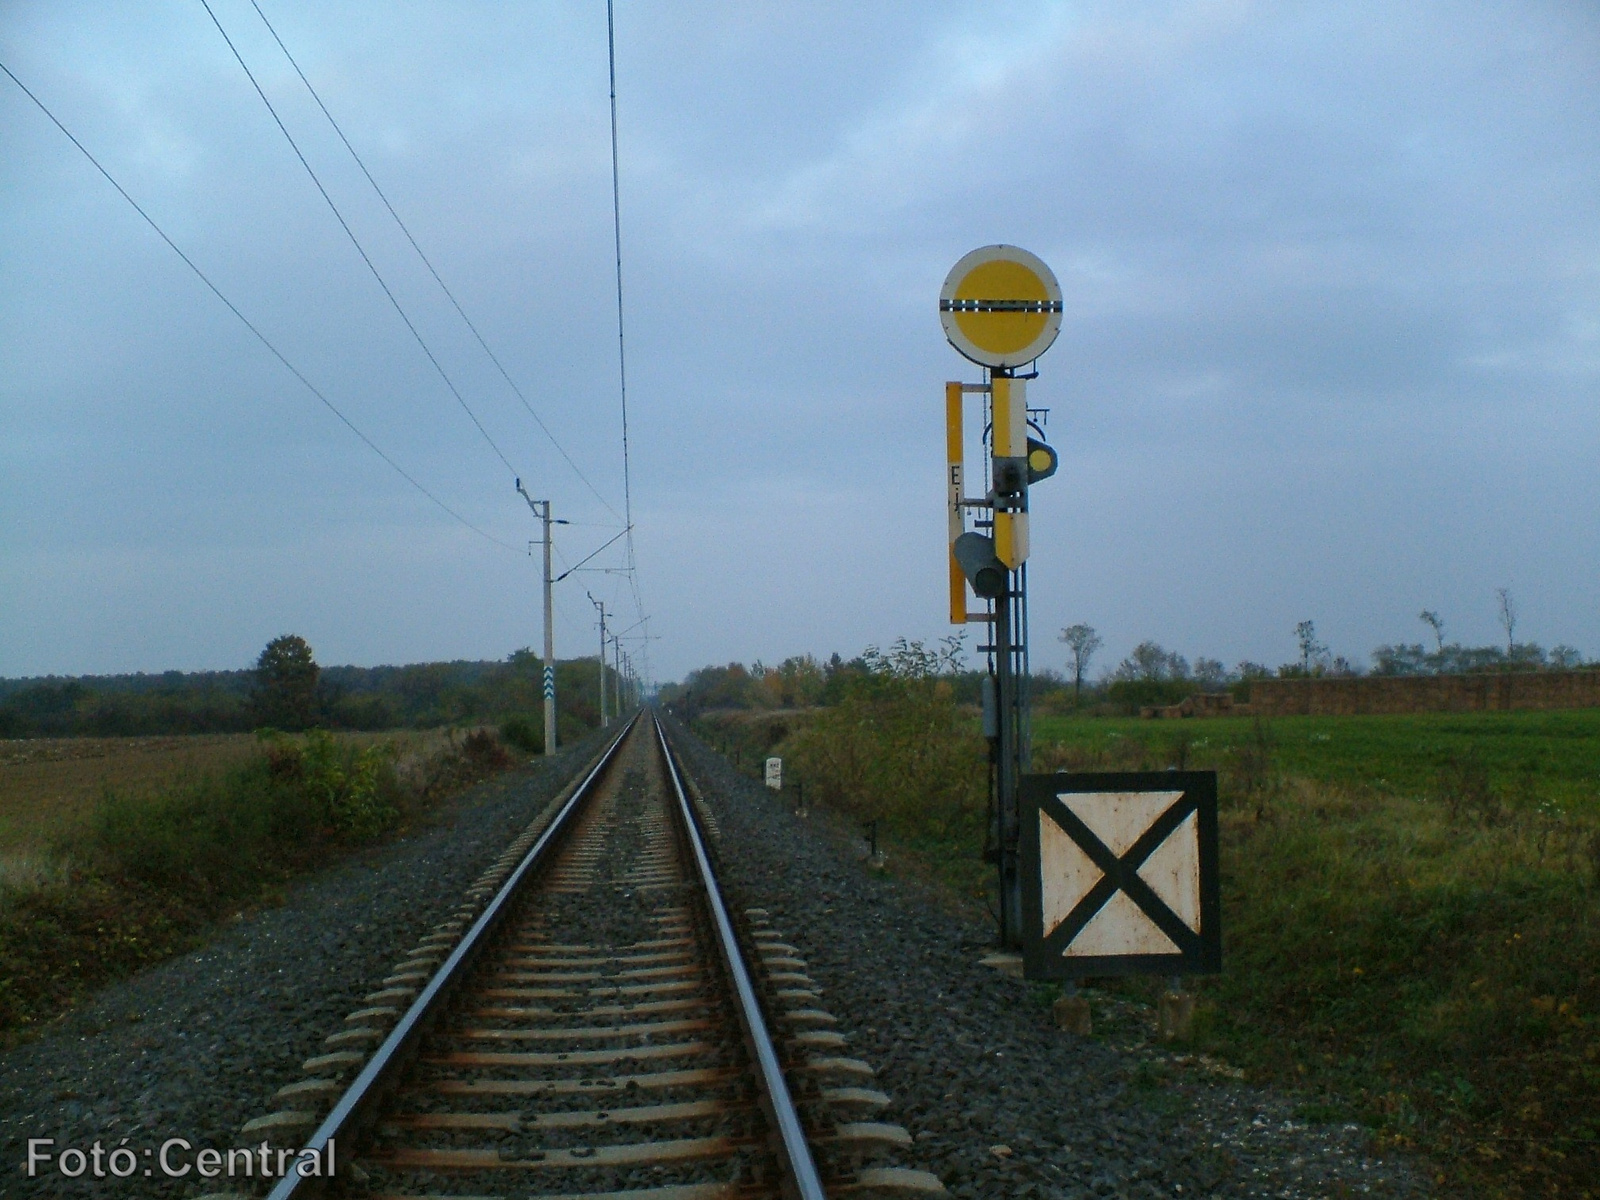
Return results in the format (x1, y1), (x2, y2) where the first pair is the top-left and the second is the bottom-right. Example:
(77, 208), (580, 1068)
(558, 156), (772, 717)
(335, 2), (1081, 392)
(1038, 790), (1201, 959)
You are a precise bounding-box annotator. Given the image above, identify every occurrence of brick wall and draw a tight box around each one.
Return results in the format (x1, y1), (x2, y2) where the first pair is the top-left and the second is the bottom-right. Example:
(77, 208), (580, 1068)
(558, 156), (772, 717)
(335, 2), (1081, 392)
(1247, 670), (1600, 716)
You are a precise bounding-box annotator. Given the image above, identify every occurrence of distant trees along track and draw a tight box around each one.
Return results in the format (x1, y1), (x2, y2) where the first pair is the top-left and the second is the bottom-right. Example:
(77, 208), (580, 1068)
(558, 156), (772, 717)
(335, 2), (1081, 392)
(243, 711), (944, 1200)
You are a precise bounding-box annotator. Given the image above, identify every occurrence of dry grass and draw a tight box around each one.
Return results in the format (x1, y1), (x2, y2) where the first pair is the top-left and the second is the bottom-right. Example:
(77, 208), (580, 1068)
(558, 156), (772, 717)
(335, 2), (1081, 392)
(0, 735), (261, 856)
(0, 725), (516, 1039)
(0, 728), (472, 865)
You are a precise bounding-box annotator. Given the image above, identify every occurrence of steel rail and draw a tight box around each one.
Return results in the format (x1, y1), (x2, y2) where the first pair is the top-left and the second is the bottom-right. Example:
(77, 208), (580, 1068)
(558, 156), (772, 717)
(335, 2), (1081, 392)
(267, 713), (640, 1200)
(652, 712), (828, 1200)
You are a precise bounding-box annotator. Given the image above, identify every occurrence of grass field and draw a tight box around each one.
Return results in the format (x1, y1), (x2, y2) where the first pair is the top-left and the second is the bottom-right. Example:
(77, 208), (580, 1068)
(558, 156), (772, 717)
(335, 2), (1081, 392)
(707, 703), (1600, 1197)
(0, 736), (261, 863)
(1031, 708), (1600, 810)
(1026, 709), (1600, 1196)
(0, 729), (462, 867)
(0, 726), (503, 1040)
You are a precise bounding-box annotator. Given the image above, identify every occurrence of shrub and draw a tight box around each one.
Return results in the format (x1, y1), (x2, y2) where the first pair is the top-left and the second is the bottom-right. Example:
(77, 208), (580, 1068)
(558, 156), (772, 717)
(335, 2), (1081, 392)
(1224, 717), (1285, 819)
(416, 728), (516, 799)
(500, 715), (543, 754)
(86, 731), (403, 902)
(786, 641), (985, 842)
(462, 728), (511, 769)
(3, 727), (518, 1041)
(299, 729), (400, 838)
(1435, 747), (1501, 826)
(1105, 677), (1196, 709)
(88, 767), (308, 903)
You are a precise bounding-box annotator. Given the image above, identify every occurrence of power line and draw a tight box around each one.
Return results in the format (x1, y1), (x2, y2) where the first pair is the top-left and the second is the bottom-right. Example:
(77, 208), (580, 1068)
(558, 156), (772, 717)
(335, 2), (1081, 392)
(246, 0), (625, 524)
(0, 57), (521, 555)
(606, 0), (647, 633)
(605, 0), (634, 538)
(197, 0), (522, 480)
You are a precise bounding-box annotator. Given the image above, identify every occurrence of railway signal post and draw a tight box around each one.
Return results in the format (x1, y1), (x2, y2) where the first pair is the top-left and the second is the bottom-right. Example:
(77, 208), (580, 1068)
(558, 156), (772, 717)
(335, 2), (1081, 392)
(939, 250), (1224, 986)
(939, 245), (1063, 948)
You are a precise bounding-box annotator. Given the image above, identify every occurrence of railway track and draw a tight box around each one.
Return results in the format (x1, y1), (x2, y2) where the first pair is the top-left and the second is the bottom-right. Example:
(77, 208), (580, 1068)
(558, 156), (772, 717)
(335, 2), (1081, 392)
(254, 711), (940, 1200)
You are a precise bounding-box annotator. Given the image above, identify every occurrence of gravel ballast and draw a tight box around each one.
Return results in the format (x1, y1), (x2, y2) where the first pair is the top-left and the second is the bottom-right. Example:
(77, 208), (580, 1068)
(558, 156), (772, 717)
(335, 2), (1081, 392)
(668, 719), (1435, 1200)
(0, 717), (1434, 1199)
(0, 735), (606, 1198)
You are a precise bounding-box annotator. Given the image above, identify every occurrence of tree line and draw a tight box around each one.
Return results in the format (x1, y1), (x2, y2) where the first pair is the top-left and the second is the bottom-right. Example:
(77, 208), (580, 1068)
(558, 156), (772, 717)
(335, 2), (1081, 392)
(662, 595), (1591, 718)
(0, 636), (623, 739)
(1056, 602), (1590, 710)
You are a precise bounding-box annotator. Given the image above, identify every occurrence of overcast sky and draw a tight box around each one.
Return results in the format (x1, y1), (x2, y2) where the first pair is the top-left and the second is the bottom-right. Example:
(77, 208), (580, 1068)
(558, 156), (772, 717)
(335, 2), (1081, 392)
(3, 0), (1597, 686)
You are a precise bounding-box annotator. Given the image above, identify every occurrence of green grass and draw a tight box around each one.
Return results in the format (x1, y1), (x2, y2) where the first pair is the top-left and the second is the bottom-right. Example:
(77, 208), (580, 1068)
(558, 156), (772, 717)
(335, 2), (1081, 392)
(707, 704), (1600, 1197)
(1031, 709), (1600, 811)
(1194, 782), (1600, 1195)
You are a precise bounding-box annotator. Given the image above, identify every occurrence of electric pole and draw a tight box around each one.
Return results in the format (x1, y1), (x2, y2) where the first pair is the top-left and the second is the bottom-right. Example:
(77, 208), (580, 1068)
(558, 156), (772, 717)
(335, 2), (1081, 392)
(517, 481), (565, 756)
(588, 593), (608, 727)
(611, 631), (624, 715)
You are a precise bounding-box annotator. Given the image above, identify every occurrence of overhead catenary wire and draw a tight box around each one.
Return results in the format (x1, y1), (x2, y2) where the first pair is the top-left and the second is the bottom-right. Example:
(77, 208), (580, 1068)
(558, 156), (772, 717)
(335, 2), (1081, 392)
(242, 0), (645, 671)
(197, 0), (523, 481)
(606, 0), (634, 538)
(0, 58), (521, 556)
(245, 0), (624, 524)
(606, 0), (646, 635)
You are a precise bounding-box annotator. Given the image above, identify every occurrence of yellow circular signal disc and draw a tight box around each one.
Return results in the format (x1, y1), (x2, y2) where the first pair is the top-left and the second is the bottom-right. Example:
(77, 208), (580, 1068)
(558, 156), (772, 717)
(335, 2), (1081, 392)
(952, 260), (1051, 356)
(940, 245), (1062, 369)
(1029, 447), (1053, 472)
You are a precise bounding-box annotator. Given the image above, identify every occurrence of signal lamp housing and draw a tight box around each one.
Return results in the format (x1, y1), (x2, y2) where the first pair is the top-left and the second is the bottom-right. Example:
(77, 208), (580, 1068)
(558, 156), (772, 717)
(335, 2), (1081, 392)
(953, 531), (1008, 599)
(1025, 437), (1058, 484)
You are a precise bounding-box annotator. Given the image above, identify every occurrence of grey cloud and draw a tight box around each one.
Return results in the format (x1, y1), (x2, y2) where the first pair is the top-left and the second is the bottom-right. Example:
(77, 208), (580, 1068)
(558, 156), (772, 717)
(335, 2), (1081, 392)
(3, 0), (1597, 679)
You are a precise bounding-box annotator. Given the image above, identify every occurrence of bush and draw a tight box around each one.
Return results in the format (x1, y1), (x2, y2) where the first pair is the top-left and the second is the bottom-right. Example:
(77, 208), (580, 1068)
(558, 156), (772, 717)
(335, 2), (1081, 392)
(89, 767), (307, 903)
(499, 715), (543, 755)
(1, 726), (522, 1041)
(298, 729), (400, 838)
(786, 640), (985, 842)
(86, 731), (403, 903)
(1105, 677), (1196, 709)
(461, 728), (511, 769)
(414, 728), (516, 799)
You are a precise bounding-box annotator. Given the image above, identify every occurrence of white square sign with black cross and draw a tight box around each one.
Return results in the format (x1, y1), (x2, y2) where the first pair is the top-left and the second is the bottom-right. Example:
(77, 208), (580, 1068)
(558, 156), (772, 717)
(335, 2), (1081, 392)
(1019, 771), (1221, 980)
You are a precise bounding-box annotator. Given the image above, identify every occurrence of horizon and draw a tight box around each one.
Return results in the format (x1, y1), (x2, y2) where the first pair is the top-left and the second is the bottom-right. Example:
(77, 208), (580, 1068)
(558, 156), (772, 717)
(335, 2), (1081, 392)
(2, 621), (1588, 691)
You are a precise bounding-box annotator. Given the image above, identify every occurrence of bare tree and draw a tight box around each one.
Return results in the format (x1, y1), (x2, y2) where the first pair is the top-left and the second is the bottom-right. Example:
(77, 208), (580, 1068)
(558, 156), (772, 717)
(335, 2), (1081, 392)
(1496, 587), (1517, 653)
(1419, 610), (1445, 653)
(1115, 641), (1189, 682)
(1295, 620), (1328, 674)
(1058, 623), (1103, 705)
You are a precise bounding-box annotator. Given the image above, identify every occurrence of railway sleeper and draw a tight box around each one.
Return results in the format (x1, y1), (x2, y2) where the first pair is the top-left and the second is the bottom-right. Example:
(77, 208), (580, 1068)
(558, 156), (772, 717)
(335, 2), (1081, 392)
(237, 720), (947, 1199)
